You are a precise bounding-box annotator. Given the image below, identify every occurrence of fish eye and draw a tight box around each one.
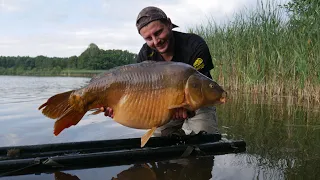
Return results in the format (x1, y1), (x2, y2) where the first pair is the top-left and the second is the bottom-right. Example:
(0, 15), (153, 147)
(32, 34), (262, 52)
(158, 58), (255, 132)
(209, 83), (214, 88)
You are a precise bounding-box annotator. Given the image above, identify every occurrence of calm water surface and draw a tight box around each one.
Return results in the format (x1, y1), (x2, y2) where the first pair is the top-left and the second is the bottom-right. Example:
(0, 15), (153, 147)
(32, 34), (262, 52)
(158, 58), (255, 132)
(0, 76), (319, 180)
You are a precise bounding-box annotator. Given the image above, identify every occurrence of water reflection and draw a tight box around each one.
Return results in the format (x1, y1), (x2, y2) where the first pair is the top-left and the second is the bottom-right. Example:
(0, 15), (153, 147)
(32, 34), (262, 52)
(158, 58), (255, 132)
(53, 157), (214, 180)
(55, 171), (80, 180)
(150, 157), (214, 180)
(216, 94), (320, 180)
(110, 163), (157, 180)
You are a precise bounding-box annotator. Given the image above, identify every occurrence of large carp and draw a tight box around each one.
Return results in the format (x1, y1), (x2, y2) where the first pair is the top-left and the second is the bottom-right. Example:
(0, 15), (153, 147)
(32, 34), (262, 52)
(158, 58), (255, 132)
(39, 61), (227, 147)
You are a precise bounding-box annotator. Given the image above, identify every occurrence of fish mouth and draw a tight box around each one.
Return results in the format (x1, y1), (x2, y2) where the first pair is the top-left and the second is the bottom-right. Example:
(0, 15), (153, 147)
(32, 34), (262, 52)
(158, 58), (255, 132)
(219, 92), (227, 103)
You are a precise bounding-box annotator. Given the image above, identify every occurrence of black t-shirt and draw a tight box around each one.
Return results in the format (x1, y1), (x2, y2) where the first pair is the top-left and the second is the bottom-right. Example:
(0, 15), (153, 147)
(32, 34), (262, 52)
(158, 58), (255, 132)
(136, 31), (214, 79)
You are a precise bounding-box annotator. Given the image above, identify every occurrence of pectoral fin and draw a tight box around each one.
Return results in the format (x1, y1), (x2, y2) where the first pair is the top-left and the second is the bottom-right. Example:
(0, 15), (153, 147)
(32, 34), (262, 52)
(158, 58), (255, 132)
(141, 127), (157, 148)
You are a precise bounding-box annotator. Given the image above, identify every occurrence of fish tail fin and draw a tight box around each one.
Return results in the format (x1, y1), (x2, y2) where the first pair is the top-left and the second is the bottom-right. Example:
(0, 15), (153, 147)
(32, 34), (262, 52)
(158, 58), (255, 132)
(141, 127), (157, 148)
(39, 90), (75, 119)
(39, 90), (87, 136)
(53, 108), (86, 136)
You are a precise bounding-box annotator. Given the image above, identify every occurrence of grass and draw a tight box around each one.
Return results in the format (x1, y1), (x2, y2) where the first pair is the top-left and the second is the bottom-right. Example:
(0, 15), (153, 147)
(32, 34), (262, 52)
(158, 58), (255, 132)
(188, 0), (320, 104)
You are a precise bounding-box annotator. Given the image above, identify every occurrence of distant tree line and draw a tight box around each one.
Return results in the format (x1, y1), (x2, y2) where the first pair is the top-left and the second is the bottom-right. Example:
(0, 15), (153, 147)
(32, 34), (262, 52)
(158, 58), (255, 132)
(0, 43), (137, 76)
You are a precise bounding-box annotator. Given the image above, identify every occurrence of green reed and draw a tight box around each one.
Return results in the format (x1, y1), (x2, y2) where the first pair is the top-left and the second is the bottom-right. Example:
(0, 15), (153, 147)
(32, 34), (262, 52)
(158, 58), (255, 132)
(188, 0), (320, 103)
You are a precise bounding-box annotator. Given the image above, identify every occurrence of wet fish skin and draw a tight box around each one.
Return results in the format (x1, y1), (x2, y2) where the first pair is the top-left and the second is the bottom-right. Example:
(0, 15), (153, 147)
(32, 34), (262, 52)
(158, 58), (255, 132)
(39, 61), (227, 147)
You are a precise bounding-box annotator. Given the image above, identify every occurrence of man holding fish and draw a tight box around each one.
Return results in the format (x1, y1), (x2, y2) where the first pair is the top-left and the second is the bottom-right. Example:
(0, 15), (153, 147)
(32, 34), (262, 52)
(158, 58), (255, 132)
(39, 6), (226, 147)
(103, 6), (220, 137)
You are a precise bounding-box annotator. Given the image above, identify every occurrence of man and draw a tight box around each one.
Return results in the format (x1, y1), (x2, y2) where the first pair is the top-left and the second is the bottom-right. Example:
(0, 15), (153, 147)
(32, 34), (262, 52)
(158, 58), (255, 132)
(105, 6), (219, 136)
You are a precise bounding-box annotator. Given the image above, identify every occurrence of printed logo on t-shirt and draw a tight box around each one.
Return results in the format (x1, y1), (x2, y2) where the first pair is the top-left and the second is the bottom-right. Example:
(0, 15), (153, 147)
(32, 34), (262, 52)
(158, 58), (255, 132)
(193, 58), (205, 70)
(148, 51), (154, 57)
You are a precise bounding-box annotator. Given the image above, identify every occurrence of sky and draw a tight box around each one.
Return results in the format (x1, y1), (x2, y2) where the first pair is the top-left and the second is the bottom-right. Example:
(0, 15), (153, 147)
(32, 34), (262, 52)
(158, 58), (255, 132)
(0, 0), (289, 57)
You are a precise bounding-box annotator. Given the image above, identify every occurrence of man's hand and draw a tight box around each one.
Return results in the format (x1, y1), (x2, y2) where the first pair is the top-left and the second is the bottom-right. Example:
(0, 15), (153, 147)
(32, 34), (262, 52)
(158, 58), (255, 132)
(173, 108), (196, 120)
(101, 107), (114, 118)
(173, 107), (188, 120)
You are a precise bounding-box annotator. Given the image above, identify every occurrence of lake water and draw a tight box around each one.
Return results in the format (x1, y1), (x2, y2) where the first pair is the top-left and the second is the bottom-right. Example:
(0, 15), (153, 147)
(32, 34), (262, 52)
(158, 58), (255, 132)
(0, 75), (319, 180)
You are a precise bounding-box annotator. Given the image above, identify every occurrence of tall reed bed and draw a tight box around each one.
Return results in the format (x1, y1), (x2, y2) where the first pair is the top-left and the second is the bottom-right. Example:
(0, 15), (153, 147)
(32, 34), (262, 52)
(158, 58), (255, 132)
(189, 0), (320, 104)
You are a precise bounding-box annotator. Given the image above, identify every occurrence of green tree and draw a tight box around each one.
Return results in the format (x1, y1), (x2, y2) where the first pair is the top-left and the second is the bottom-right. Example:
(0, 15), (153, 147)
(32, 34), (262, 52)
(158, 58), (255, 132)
(68, 56), (78, 69)
(0, 43), (137, 75)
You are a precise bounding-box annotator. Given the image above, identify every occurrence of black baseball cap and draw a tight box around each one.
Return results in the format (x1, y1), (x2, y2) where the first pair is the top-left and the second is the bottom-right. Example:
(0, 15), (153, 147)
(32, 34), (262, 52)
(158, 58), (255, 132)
(136, 6), (178, 33)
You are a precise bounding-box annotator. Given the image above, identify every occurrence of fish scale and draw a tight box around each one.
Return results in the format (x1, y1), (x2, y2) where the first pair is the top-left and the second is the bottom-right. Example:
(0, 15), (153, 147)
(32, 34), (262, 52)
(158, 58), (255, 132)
(149, 87), (156, 127)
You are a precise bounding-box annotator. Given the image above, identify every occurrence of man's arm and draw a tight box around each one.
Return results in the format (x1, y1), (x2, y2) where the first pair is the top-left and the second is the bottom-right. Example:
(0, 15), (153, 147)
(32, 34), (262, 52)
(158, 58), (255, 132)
(189, 39), (214, 79)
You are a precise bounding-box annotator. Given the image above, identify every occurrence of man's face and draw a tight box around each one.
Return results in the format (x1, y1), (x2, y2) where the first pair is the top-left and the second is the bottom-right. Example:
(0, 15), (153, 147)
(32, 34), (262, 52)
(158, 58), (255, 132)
(139, 20), (173, 54)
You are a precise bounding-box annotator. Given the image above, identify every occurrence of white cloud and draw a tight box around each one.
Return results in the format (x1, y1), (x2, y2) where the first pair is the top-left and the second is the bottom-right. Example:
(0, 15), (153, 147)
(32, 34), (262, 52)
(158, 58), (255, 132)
(0, 0), (290, 57)
(0, 0), (21, 12)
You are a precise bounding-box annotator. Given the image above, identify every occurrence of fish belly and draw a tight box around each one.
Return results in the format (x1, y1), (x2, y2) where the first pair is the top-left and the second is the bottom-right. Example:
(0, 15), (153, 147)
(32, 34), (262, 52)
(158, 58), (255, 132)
(113, 87), (184, 129)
